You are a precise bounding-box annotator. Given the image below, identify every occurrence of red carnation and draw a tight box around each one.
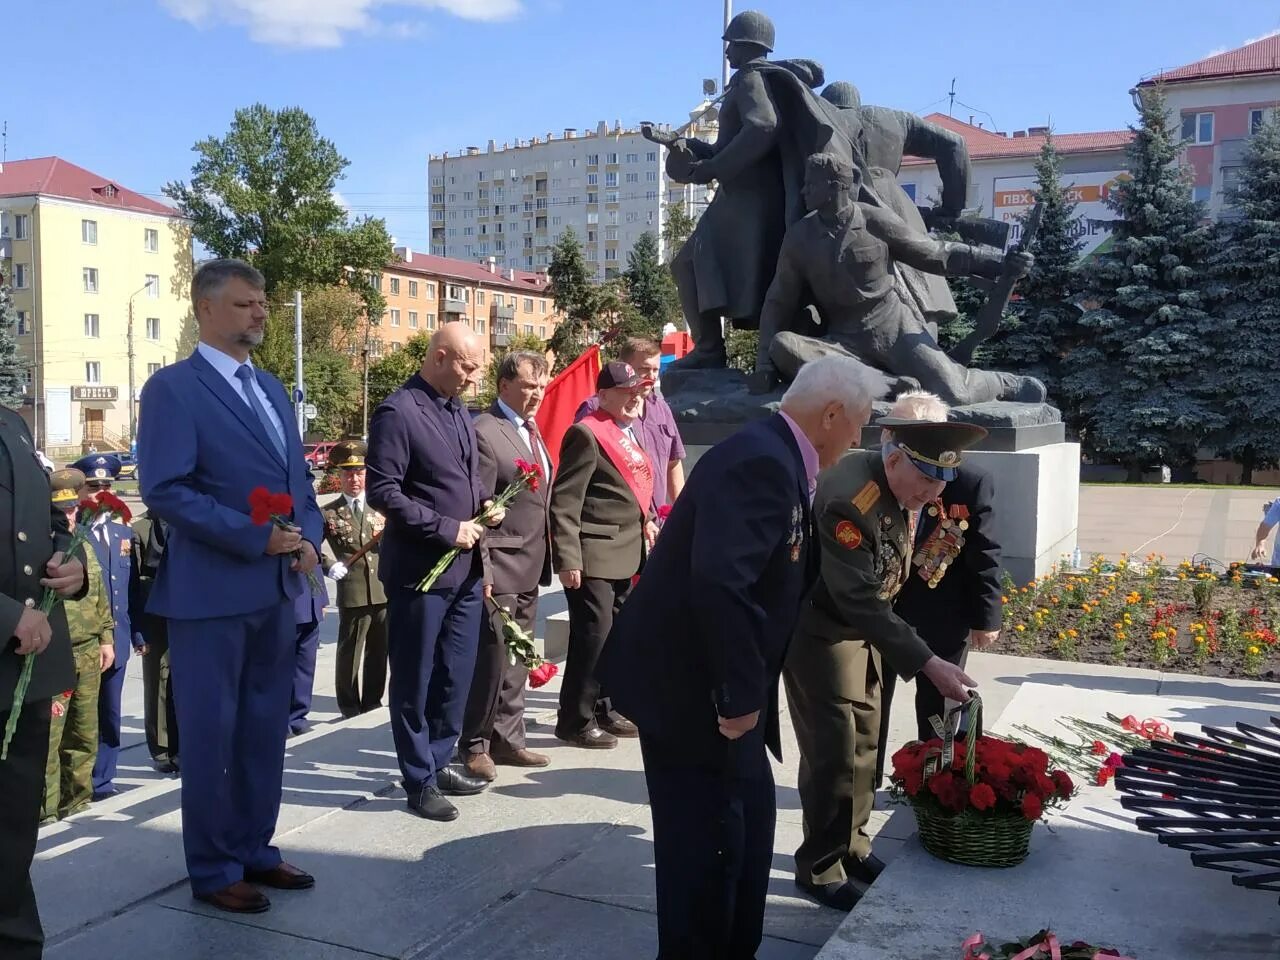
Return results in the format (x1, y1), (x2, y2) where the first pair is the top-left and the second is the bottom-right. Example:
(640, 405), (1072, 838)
(969, 783), (997, 811)
(1095, 766), (1115, 786)
(1103, 753), (1125, 770)
(1090, 740), (1107, 755)
(513, 458), (543, 491)
(1020, 792), (1044, 821)
(1052, 770), (1075, 798)
(528, 661), (558, 689)
(657, 504), (673, 521)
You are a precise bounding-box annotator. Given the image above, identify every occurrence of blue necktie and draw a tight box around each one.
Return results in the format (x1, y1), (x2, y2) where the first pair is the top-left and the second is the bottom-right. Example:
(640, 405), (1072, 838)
(235, 364), (286, 462)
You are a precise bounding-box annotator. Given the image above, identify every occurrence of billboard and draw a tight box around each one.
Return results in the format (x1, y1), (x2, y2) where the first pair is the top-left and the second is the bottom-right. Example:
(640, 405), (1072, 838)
(993, 171), (1128, 258)
(45, 387), (72, 445)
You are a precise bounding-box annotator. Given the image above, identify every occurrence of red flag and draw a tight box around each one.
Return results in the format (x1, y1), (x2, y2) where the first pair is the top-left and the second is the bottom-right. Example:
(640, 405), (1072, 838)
(536, 344), (601, 470)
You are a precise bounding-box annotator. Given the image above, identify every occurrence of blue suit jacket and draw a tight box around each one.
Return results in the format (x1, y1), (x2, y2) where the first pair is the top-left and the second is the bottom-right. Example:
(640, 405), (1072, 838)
(600, 414), (816, 766)
(138, 350), (323, 620)
(89, 519), (141, 665)
(366, 374), (483, 591)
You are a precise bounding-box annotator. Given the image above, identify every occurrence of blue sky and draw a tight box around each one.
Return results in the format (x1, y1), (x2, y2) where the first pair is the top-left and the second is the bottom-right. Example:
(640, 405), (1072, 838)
(8, 1), (1279, 250)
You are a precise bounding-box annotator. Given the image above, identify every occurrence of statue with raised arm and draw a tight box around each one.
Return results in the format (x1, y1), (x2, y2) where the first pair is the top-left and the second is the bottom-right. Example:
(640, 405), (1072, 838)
(757, 152), (1046, 406)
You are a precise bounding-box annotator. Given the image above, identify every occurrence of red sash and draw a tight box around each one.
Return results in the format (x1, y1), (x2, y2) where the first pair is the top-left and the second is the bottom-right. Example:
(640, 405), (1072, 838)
(580, 410), (655, 515)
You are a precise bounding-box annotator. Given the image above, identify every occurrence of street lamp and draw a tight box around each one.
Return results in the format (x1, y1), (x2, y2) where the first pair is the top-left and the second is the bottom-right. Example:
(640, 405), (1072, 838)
(126, 280), (151, 445)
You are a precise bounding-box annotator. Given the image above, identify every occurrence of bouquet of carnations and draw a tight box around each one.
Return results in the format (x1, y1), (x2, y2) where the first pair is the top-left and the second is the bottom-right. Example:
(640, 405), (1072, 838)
(486, 596), (558, 689)
(249, 486), (322, 594)
(416, 458), (544, 593)
(890, 696), (1076, 867)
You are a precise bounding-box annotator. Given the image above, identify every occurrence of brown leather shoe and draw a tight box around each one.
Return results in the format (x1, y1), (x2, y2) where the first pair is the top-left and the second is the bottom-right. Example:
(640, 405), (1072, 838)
(195, 881), (271, 913)
(244, 861), (315, 890)
(556, 725), (618, 749)
(491, 747), (550, 767)
(599, 716), (639, 738)
(463, 752), (498, 781)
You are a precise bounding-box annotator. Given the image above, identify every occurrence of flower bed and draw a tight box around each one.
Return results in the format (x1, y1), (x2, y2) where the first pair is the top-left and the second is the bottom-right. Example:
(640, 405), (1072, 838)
(995, 555), (1279, 681)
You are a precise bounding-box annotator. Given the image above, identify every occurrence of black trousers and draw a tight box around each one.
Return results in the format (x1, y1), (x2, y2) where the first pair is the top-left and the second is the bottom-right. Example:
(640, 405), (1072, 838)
(461, 588), (537, 755)
(141, 615), (179, 763)
(334, 603), (388, 718)
(557, 576), (630, 737)
(641, 732), (775, 960)
(0, 700), (52, 960)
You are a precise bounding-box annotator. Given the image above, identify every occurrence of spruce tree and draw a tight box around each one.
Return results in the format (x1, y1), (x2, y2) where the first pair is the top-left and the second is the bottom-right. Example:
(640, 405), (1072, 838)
(0, 272), (28, 409)
(1061, 85), (1223, 480)
(1206, 112), (1280, 483)
(546, 228), (604, 373)
(621, 231), (680, 339)
(986, 135), (1085, 425)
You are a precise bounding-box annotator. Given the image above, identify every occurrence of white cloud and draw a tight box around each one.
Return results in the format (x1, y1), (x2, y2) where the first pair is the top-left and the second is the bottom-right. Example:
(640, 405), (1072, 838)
(160, 0), (520, 48)
(331, 190), (350, 212)
(1206, 27), (1280, 57)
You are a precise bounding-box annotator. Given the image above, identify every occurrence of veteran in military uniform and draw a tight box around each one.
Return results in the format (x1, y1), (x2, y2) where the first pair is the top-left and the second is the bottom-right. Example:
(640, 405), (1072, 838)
(783, 417), (985, 911)
(320, 441), (387, 718)
(43, 469), (114, 822)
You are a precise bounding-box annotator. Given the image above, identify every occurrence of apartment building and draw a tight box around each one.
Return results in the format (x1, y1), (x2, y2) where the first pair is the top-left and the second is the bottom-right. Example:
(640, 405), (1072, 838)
(427, 104), (717, 281)
(0, 157), (192, 456)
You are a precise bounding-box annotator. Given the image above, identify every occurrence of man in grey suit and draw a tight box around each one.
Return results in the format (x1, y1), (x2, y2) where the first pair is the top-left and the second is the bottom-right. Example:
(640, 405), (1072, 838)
(459, 351), (554, 781)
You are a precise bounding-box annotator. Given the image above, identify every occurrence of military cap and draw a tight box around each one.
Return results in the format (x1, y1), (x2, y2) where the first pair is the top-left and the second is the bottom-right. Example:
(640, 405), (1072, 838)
(329, 440), (367, 470)
(51, 468), (87, 504)
(722, 10), (775, 52)
(877, 417), (988, 482)
(71, 453), (121, 483)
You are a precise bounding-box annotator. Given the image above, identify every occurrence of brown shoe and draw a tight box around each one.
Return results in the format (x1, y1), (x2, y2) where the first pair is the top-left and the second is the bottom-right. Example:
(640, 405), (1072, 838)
(463, 752), (498, 781)
(195, 881), (271, 913)
(599, 716), (639, 738)
(491, 747), (550, 767)
(556, 725), (618, 749)
(244, 862), (315, 890)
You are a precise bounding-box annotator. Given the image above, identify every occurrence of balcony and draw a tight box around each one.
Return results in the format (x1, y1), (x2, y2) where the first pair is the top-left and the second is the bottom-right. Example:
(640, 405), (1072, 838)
(491, 316), (515, 348)
(443, 298), (467, 315)
(492, 304), (516, 321)
(0, 236), (10, 259)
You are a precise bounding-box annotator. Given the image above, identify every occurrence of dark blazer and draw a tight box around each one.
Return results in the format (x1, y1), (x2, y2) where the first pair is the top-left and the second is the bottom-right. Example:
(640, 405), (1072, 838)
(0, 407), (75, 705)
(475, 403), (552, 595)
(600, 414), (815, 766)
(895, 462), (1002, 656)
(138, 350), (323, 620)
(549, 422), (648, 582)
(366, 374), (484, 591)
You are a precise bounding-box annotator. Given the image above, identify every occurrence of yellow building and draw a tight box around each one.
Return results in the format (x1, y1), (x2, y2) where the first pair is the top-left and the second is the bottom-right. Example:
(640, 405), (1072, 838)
(0, 157), (193, 458)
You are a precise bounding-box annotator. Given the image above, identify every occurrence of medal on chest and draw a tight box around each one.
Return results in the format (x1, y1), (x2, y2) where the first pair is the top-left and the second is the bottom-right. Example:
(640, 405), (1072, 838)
(788, 504), (804, 562)
(913, 499), (967, 588)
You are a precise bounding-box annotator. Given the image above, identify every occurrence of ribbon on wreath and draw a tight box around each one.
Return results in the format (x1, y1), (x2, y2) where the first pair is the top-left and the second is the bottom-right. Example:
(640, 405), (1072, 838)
(923, 693), (982, 785)
(962, 932), (1133, 960)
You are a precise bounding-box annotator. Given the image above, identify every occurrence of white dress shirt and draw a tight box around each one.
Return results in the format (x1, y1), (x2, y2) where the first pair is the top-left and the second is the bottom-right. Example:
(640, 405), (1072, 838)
(197, 342), (287, 451)
(497, 398), (548, 475)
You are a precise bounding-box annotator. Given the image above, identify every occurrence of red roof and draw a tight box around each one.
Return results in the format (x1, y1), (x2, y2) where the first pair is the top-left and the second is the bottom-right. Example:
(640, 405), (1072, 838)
(392, 248), (550, 293)
(901, 114), (1132, 166)
(0, 157), (179, 217)
(1139, 33), (1280, 86)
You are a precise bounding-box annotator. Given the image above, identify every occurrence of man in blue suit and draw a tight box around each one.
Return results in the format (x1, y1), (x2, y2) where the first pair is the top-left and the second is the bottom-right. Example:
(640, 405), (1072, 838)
(289, 586), (326, 736)
(600, 356), (879, 959)
(138, 259), (323, 915)
(367, 322), (501, 823)
(69, 453), (142, 800)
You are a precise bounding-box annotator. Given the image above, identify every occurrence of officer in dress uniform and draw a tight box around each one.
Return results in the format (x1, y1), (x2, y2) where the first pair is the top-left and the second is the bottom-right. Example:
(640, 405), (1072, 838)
(320, 441), (388, 718)
(783, 418), (986, 910)
(43, 469), (113, 821)
(70, 454), (142, 800)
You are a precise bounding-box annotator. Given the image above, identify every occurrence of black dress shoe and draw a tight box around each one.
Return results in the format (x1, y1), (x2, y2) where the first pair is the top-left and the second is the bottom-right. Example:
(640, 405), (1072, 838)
(844, 853), (886, 885)
(407, 786), (459, 822)
(795, 877), (861, 911)
(436, 763), (488, 796)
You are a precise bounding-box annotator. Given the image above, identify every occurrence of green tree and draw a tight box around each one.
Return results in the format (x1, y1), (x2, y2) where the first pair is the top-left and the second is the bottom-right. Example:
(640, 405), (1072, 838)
(620, 231), (680, 339)
(661, 201), (697, 260)
(0, 272), (28, 409)
(985, 135), (1086, 428)
(1206, 112), (1280, 483)
(164, 104), (393, 318)
(301, 350), (362, 439)
(546, 228), (607, 373)
(1061, 85), (1224, 480)
(476, 331), (550, 408)
(367, 332), (432, 411)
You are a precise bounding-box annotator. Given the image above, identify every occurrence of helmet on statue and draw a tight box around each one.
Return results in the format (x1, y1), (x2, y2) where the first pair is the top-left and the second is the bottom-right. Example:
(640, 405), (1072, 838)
(821, 81), (862, 111)
(722, 10), (775, 53)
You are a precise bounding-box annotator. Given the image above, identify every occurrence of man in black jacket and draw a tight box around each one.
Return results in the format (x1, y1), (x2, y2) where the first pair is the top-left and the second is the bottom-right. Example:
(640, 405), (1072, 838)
(891, 391), (1002, 744)
(0, 406), (87, 959)
(132, 513), (179, 773)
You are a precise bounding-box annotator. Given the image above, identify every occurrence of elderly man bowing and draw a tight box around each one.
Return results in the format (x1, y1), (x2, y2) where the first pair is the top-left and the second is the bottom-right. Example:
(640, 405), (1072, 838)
(366, 322), (505, 823)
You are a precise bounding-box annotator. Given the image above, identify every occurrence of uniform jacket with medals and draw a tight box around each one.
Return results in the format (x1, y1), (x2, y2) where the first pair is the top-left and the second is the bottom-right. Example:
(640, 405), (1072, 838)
(792, 450), (934, 696)
(896, 462), (1002, 657)
(475, 403), (552, 596)
(321, 497), (386, 608)
(89, 516), (142, 666)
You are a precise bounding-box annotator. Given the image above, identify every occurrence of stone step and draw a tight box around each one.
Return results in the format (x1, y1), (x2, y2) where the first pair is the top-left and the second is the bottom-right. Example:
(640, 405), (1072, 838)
(539, 610), (570, 664)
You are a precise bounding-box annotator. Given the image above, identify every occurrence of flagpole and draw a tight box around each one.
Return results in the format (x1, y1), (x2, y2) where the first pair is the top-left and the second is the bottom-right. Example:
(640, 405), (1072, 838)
(722, 0), (732, 92)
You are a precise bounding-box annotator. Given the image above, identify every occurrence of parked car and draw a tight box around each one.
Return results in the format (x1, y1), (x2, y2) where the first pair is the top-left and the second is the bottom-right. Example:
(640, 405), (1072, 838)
(117, 453), (138, 480)
(303, 442), (339, 472)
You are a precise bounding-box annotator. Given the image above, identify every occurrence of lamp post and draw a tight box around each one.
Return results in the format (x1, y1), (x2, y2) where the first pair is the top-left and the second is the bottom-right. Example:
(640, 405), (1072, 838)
(126, 280), (151, 444)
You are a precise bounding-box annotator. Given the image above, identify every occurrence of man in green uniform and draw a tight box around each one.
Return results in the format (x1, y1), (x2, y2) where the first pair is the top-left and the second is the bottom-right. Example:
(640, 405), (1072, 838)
(42, 469), (114, 821)
(784, 417), (986, 910)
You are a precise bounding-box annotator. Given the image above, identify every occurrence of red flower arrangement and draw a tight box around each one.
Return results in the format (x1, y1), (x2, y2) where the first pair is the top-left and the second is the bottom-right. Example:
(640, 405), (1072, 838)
(248, 486), (321, 593)
(891, 735), (1076, 821)
(79, 490), (132, 525)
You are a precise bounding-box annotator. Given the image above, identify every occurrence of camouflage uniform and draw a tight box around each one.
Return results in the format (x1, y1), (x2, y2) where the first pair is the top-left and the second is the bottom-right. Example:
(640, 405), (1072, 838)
(42, 473), (113, 821)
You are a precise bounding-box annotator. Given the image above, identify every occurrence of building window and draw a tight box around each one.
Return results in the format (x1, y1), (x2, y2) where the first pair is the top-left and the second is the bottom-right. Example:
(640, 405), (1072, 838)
(626, 211), (639, 223)
(647, 151), (657, 162)
(587, 192), (599, 204)
(147, 362), (161, 377)
(370, 273), (381, 291)
(625, 153), (638, 163)
(83, 268), (99, 293)
(426, 282), (437, 298)
(605, 227), (619, 241)
(606, 191), (619, 203)
(524, 324), (534, 335)
(476, 290), (486, 306)
(146, 316), (160, 340)
(476, 318), (486, 333)
(144, 228), (159, 252)
(625, 172), (639, 183)
(427, 313), (436, 329)
(14, 264), (29, 289)
(523, 298), (534, 312)
(587, 229), (598, 242)
(85, 361), (101, 384)
(432, 193), (445, 204)
(447, 284), (463, 300)
(1192, 185), (1212, 204)
(390, 308), (401, 327)
(1182, 112), (1214, 145)
(1251, 109), (1268, 136)
(539, 325), (547, 337)
(146, 274), (160, 297)
(390, 277), (400, 295)
(82, 220), (98, 244)
(409, 311), (418, 328)
(16, 311), (29, 335)
(607, 210), (619, 224)
(605, 248), (619, 261)
(587, 173), (598, 186)
(646, 171), (658, 182)
(605, 172), (618, 187)
(540, 299), (547, 314)
(587, 212), (599, 224)
(84, 314), (100, 338)
(409, 280), (418, 298)
(607, 152), (618, 164)
(587, 154), (599, 165)
(13, 214), (29, 240)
